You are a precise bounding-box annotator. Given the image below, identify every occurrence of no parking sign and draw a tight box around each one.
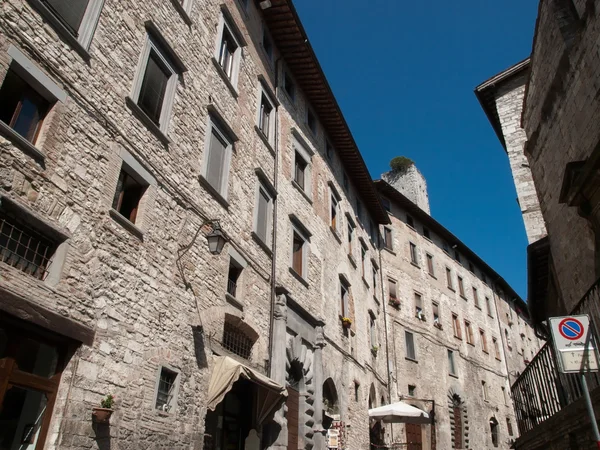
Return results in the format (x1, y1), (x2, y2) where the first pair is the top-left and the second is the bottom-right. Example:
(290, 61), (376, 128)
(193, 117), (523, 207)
(549, 314), (599, 373)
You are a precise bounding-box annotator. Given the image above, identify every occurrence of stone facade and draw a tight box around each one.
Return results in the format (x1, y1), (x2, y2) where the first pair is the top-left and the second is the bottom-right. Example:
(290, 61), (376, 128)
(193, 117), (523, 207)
(0, 1), (537, 450)
(382, 166), (430, 215)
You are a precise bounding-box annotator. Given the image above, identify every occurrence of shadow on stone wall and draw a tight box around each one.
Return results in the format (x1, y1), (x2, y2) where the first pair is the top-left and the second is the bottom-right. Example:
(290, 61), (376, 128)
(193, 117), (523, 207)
(192, 325), (208, 369)
(92, 423), (111, 450)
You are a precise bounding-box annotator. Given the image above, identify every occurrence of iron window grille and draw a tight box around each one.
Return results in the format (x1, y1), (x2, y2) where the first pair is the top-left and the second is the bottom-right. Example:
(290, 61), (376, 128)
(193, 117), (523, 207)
(222, 322), (253, 360)
(0, 208), (56, 280)
(155, 367), (177, 411)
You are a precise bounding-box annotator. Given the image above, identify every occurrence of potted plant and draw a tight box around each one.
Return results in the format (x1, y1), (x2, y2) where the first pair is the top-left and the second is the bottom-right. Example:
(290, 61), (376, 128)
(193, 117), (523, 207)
(389, 298), (401, 308)
(371, 345), (379, 356)
(341, 317), (352, 328)
(92, 394), (115, 424)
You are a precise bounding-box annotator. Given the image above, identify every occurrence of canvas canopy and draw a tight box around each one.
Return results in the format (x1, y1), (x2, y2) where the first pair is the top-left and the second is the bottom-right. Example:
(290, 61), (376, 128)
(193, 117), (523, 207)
(368, 401), (431, 424)
(207, 356), (287, 425)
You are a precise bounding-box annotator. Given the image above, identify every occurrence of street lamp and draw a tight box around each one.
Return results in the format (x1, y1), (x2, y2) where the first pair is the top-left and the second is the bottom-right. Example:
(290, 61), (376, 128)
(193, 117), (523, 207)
(206, 220), (227, 255)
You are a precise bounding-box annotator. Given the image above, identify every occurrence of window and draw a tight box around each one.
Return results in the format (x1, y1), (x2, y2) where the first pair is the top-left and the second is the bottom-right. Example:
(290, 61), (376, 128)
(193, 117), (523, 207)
(294, 151), (309, 191)
(468, 262), (475, 273)
(486, 296), (493, 317)
(480, 329), (488, 353)
(131, 30), (183, 136)
(262, 26), (273, 62)
(482, 381), (488, 401)
(258, 93), (274, 141)
(506, 417), (514, 436)
(388, 278), (398, 304)
(254, 180), (273, 247)
(372, 265), (378, 292)
(369, 220), (377, 243)
(291, 230), (306, 277)
(473, 287), (480, 308)
(432, 302), (440, 327)
(406, 214), (415, 228)
(33, 0), (103, 52)
(442, 241), (450, 254)
(354, 382), (360, 402)
(493, 337), (501, 360)
(382, 197), (391, 212)
(203, 118), (234, 197)
(414, 293), (423, 320)
(0, 69), (50, 144)
(227, 259), (242, 298)
(383, 227), (393, 250)
(330, 192), (339, 232)
(502, 387), (508, 406)
(223, 321), (254, 359)
(283, 70), (295, 101)
(409, 242), (419, 265)
(356, 200), (363, 224)
(446, 267), (453, 290)
(452, 314), (461, 339)
(218, 21), (239, 80)
(423, 226), (430, 239)
(360, 242), (367, 278)
(408, 385), (416, 397)
(369, 312), (377, 347)
(325, 140), (334, 160)
(482, 273), (488, 286)
(307, 108), (317, 135)
(426, 253), (434, 276)
(112, 168), (148, 224)
(464, 321), (474, 344)
(340, 280), (350, 318)
(448, 349), (456, 375)
(454, 249), (461, 264)
(457, 276), (465, 297)
(155, 367), (178, 411)
(405, 331), (416, 360)
(505, 329), (512, 350)
(347, 222), (354, 256)
(490, 417), (499, 447)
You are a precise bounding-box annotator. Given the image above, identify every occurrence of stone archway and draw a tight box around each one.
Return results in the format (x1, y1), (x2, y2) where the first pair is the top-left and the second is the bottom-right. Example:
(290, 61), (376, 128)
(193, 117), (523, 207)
(448, 389), (469, 449)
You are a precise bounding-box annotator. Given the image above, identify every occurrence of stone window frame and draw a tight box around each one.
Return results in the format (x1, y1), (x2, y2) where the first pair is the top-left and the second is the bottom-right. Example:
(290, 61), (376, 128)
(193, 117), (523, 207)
(0, 195), (70, 287)
(127, 23), (186, 144)
(26, 0), (104, 60)
(289, 215), (311, 281)
(255, 77), (278, 148)
(0, 45), (68, 162)
(452, 313), (462, 340)
(213, 7), (246, 95)
(485, 296), (494, 318)
(252, 168), (276, 251)
(457, 275), (466, 298)
(387, 277), (398, 303)
(152, 364), (181, 414)
(108, 148), (157, 240)
(464, 320), (474, 345)
(200, 108), (238, 204)
(291, 131), (314, 200)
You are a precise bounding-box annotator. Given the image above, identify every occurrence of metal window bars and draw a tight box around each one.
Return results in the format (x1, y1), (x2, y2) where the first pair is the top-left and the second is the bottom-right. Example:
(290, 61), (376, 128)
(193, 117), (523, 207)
(0, 210), (55, 280)
(155, 368), (177, 411)
(222, 322), (253, 360)
(227, 279), (237, 298)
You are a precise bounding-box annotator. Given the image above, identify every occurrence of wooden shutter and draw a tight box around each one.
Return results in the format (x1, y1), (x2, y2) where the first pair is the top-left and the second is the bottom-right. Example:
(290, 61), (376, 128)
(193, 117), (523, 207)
(287, 387), (300, 450)
(44, 0), (90, 34)
(256, 187), (269, 243)
(406, 423), (422, 450)
(206, 128), (227, 192)
(292, 233), (303, 275)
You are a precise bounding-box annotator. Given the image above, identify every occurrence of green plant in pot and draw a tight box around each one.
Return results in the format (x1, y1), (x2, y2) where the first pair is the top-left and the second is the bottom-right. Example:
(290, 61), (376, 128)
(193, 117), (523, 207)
(92, 394), (115, 424)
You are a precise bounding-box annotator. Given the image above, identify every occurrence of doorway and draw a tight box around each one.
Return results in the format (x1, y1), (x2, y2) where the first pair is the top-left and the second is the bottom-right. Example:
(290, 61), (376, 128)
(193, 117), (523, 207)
(406, 423), (422, 450)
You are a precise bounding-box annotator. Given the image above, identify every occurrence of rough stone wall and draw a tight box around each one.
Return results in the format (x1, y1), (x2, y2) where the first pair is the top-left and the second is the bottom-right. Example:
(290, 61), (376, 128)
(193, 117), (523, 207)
(379, 193), (540, 449)
(522, 0), (599, 312)
(493, 73), (547, 245)
(382, 165), (431, 215)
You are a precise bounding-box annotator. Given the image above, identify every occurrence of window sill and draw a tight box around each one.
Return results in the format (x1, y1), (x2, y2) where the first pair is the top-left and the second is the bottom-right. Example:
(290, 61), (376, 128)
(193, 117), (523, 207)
(362, 277), (370, 289)
(383, 246), (395, 255)
(495, 357), (502, 361)
(251, 231), (272, 257)
(0, 121), (45, 165)
(449, 373), (459, 379)
(26, 0), (91, 62)
(348, 254), (357, 268)
(373, 295), (380, 306)
(428, 273), (437, 280)
(406, 224), (416, 231)
(109, 209), (144, 241)
(225, 293), (244, 311)
(410, 262), (420, 269)
(460, 295), (467, 301)
(125, 97), (171, 146)
(467, 341), (475, 347)
(483, 351), (489, 355)
(488, 314), (494, 319)
(330, 227), (342, 244)
(170, 0), (193, 25)
(405, 357), (418, 364)
(198, 175), (229, 209)
(475, 305), (482, 310)
(291, 180), (312, 204)
(454, 335), (462, 341)
(254, 125), (275, 156)
(211, 57), (239, 99)
(423, 236), (432, 243)
(289, 267), (309, 288)
(448, 287), (455, 292)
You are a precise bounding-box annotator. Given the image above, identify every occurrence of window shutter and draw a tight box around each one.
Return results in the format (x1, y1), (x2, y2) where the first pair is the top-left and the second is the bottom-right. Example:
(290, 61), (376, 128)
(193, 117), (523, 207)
(44, 0), (90, 35)
(256, 187), (269, 243)
(206, 128), (227, 192)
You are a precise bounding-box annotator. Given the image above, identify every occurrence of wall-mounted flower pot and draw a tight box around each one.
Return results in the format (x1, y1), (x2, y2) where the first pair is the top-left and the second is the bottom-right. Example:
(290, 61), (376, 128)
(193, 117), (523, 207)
(341, 318), (352, 329)
(92, 408), (113, 424)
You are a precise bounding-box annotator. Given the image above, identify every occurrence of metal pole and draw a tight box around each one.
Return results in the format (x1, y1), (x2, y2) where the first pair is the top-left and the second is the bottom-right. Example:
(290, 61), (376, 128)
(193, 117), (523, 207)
(580, 373), (600, 449)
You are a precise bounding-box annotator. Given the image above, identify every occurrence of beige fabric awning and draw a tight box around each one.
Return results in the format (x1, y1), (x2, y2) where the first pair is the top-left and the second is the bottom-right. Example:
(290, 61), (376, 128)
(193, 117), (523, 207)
(207, 356), (287, 425)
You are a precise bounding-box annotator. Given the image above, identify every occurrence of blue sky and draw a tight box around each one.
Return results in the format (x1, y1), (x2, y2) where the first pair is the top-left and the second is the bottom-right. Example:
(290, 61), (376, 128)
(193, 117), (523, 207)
(294, 1), (539, 299)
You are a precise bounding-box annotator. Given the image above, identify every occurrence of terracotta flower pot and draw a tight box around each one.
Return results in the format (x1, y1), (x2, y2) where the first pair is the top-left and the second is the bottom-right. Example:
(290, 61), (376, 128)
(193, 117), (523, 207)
(342, 319), (352, 328)
(92, 407), (113, 424)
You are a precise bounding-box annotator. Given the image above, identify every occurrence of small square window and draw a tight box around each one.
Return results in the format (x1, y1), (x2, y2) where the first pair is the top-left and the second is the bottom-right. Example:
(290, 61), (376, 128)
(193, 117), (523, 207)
(294, 152), (308, 191)
(112, 168), (148, 224)
(448, 350), (457, 375)
(223, 321), (254, 359)
(408, 385), (416, 397)
(0, 69), (50, 144)
(405, 331), (416, 360)
(155, 367), (178, 412)
(307, 108), (317, 135)
(284, 71), (295, 101)
(406, 214), (415, 228)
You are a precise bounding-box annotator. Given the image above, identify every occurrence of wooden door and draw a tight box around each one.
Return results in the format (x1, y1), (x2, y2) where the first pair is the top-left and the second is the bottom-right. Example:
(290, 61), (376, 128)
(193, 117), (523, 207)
(287, 387), (300, 450)
(453, 406), (463, 449)
(406, 423), (422, 450)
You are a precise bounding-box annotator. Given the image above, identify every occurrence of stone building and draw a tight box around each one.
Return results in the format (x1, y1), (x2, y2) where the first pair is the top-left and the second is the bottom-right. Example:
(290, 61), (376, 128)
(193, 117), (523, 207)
(0, 0), (538, 449)
(375, 166), (540, 450)
(475, 1), (600, 448)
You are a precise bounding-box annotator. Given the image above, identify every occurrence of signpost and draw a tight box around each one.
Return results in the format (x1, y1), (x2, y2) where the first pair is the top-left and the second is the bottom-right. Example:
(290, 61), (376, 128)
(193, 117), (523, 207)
(549, 314), (600, 448)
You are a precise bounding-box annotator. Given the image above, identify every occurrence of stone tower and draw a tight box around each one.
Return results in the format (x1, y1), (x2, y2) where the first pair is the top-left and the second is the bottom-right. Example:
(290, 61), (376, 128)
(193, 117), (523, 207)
(382, 163), (431, 214)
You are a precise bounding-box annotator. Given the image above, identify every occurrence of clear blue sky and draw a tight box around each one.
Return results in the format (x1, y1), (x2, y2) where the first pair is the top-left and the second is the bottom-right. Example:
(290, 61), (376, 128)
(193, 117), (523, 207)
(294, 1), (539, 299)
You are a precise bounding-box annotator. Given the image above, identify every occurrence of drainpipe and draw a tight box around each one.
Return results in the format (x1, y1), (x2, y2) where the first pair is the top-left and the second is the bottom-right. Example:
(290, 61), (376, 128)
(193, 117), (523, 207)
(267, 56), (282, 377)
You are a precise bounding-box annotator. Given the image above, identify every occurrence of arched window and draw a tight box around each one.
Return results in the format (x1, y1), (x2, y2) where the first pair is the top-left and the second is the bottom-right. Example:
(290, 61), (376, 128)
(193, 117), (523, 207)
(490, 417), (499, 447)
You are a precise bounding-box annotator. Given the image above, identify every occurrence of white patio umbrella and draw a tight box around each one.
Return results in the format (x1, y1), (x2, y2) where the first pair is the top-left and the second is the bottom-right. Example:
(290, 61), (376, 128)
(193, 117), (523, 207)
(368, 401), (431, 424)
